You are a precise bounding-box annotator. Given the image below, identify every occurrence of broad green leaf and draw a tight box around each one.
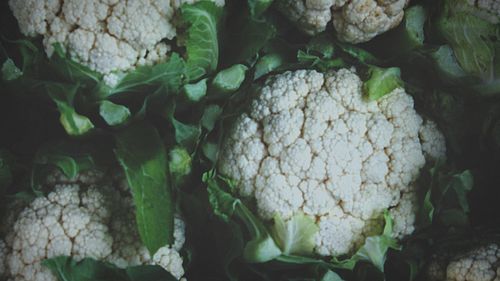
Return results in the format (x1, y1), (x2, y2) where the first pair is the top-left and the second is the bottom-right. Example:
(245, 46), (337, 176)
(270, 213), (318, 256)
(181, 2), (222, 81)
(96, 53), (185, 98)
(363, 66), (404, 101)
(99, 100), (131, 126)
(201, 104), (223, 131)
(247, 0), (273, 17)
(50, 44), (101, 84)
(205, 174), (282, 262)
(202, 142), (218, 164)
(430, 45), (468, 80)
(43, 256), (177, 281)
(437, 0), (499, 81)
(211, 64), (248, 95)
(165, 101), (202, 151)
(2, 58), (23, 81)
(183, 78), (208, 102)
(46, 83), (94, 136)
(114, 122), (174, 254)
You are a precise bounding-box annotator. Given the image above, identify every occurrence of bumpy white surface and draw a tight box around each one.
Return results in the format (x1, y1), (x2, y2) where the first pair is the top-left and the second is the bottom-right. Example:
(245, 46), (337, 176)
(9, 0), (224, 85)
(275, 0), (409, 43)
(466, 0), (500, 24)
(428, 243), (500, 281)
(0, 239), (6, 278)
(2, 170), (186, 281)
(219, 69), (445, 256)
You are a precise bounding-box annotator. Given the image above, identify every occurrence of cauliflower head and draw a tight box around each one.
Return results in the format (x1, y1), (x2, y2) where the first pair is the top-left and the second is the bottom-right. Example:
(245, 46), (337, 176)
(8, 0), (224, 85)
(218, 69), (445, 257)
(1, 170), (186, 281)
(427, 243), (500, 281)
(275, 0), (410, 43)
(466, 0), (500, 24)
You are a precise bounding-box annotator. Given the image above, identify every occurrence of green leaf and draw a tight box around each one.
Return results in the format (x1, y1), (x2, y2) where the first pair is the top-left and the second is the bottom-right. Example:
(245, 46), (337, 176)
(96, 53), (185, 98)
(114, 122), (174, 254)
(320, 270), (344, 281)
(211, 64), (248, 95)
(201, 104), (223, 131)
(2, 58), (23, 81)
(99, 100), (131, 126)
(202, 142), (218, 164)
(43, 256), (177, 281)
(436, 0), (499, 81)
(168, 147), (192, 186)
(165, 101), (202, 151)
(181, 2), (222, 81)
(46, 83), (94, 136)
(332, 212), (399, 272)
(182, 78), (208, 102)
(205, 174), (282, 262)
(50, 44), (101, 84)
(270, 213), (319, 256)
(254, 53), (284, 79)
(247, 0), (273, 17)
(363, 66), (404, 101)
(34, 141), (104, 179)
(430, 45), (468, 80)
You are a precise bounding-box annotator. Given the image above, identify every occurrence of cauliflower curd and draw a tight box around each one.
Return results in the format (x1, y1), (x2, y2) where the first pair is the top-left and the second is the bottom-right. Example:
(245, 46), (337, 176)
(427, 243), (500, 281)
(0, 170), (186, 281)
(276, 0), (410, 43)
(8, 0), (224, 85)
(218, 69), (445, 257)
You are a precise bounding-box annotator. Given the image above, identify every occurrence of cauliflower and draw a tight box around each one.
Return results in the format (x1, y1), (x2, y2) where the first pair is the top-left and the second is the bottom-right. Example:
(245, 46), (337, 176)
(427, 243), (500, 281)
(218, 69), (445, 257)
(466, 0), (500, 24)
(1, 169), (186, 281)
(8, 0), (224, 85)
(275, 0), (410, 43)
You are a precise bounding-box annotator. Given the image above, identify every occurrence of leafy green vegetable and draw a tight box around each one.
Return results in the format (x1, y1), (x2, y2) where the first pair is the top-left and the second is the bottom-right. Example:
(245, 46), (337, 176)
(169, 146), (192, 186)
(247, 0), (274, 17)
(270, 213), (318, 256)
(114, 122), (174, 254)
(99, 101), (131, 126)
(183, 78), (208, 102)
(46, 83), (94, 136)
(211, 64), (248, 95)
(206, 173), (282, 263)
(363, 66), (404, 101)
(436, 0), (499, 81)
(201, 104), (223, 131)
(2, 58), (22, 81)
(181, 2), (223, 81)
(254, 53), (284, 79)
(43, 256), (177, 281)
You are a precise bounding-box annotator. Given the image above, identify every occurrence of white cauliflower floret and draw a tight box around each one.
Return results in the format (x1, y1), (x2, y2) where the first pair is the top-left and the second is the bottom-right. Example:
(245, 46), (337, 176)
(219, 68), (445, 257)
(2, 170), (186, 281)
(466, 0), (500, 24)
(427, 243), (500, 281)
(9, 0), (225, 85)
(276, 0), (410, 43)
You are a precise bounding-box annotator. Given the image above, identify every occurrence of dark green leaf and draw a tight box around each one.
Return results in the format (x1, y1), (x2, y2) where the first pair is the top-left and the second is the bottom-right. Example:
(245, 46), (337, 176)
(254, 53), (284, 79)
(99, 100), (131, 126)
(50, 44), (101, 84)
(43, 256), (177, 281)
(0, 150), (14, 192)
(2, 58), (23, 80)
(247, 0), (273, 17)
(363, 66), (404, 101)
(46, 83), (94, 136)
(114, 122), (174, 254)
(168, 147), (192, 186)
(181, 2), (222, 81)
(96, 53), (185, 98)
(430, 45), (468, 81)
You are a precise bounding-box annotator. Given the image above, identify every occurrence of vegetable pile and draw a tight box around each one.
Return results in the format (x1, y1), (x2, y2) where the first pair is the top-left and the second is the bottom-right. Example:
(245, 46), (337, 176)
(1, 0), (499, 280)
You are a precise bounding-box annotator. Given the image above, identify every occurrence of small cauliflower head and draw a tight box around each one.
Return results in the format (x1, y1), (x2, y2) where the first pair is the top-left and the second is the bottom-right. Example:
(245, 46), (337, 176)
(8, 0), (224, 85)
(427, 243), (500, 281)
(465, 0), (500, 24)
(275, 0), (410, 43)
(1, 170), (186, 281)
(218, 69), (445, 257)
